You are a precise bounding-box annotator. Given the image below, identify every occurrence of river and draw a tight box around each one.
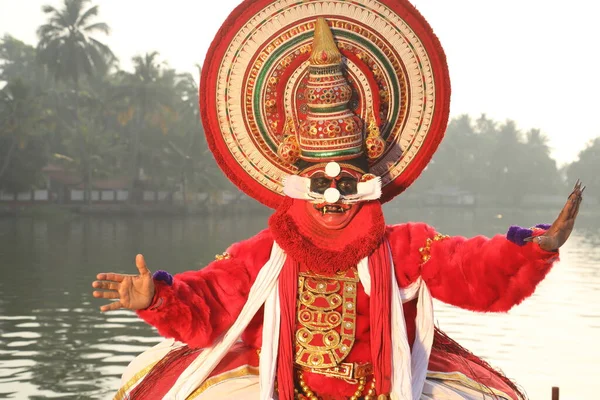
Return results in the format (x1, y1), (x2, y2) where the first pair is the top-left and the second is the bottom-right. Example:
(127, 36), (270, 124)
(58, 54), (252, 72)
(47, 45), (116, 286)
(0, 205), (598, 399)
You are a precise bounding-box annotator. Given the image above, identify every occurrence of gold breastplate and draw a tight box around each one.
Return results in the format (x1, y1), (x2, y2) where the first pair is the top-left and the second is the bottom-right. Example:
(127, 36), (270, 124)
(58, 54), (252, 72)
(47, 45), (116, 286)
(295, 268), (359, 369)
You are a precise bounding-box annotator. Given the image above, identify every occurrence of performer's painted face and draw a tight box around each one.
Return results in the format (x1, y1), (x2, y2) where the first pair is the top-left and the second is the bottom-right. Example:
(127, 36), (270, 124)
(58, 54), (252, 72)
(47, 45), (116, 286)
(282, 161), (382, 230)
(302, 166), (364, 230)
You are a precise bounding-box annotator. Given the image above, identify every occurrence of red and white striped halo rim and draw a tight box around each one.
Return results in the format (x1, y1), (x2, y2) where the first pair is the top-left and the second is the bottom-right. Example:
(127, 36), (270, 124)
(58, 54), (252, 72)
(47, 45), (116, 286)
(200, 0), (451, 209)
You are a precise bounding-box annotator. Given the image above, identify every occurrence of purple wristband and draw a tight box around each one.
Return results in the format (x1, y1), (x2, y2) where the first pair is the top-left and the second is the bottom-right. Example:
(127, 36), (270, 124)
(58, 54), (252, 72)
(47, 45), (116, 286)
(506, 224), (550, 246)
(153, 270), (173, 286)
(506, 226), (533, 246)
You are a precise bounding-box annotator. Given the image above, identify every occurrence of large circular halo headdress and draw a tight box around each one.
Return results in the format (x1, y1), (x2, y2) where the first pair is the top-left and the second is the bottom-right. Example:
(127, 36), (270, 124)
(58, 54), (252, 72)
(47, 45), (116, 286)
(200, 0), (451, 209)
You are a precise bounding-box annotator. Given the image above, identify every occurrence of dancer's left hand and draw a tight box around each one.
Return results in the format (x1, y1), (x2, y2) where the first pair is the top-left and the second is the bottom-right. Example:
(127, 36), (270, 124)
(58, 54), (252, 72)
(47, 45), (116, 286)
(525, 180), (584, 251)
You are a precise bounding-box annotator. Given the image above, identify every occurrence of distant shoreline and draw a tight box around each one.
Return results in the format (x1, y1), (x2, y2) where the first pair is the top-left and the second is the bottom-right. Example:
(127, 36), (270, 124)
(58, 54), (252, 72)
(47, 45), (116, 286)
(1, 201), (598, 218)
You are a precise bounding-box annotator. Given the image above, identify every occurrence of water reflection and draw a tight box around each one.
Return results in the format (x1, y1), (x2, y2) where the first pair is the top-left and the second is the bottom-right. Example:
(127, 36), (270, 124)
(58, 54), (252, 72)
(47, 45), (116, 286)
(0, 207), (598, 399)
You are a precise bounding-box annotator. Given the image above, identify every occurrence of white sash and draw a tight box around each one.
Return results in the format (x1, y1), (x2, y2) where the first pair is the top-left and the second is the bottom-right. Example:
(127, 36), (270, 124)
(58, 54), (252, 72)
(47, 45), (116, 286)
(357, 241), (434, 400)
(130, 240), (434, 400)
(165, 242), (286, 399)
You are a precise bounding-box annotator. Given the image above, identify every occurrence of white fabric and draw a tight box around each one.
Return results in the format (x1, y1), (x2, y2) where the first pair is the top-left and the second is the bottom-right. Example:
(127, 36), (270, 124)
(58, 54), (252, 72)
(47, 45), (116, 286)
(189, 376), (506, 400)
(123, 240), (434, 400)
(259, 279), (280, 400)
(357, 243), (435, 400)
(346, 176), (382, 203)
(412, 280), (435, 399)
(282, 174), (382, 203)
(120, 338), (185, 394)
(164, 243), (287, 400)
(194, 374), (261, 399)
(420, 379), (510, 400)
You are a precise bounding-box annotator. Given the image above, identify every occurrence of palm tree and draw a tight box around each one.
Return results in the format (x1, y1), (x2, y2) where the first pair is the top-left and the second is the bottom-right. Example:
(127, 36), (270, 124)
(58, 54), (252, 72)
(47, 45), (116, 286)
(118, 52), (177, 203)
(36, 0), (114, 84)
(36, 0), (114, 203)
(0, 79), (47, 191)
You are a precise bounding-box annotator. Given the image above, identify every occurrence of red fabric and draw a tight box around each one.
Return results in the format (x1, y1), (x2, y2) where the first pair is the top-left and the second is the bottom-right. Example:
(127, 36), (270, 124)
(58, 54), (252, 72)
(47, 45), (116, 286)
(135, 222), (559, 398)
(276, 257), (298, 400)
(428, 348), (522, 400)
(385, 223), (559, 312)
(268, 198), (385, 274)
(368, 241), (393, 395)
(130, 342), (259, 400)
(298, 263), (377, 398)
(431, 327), (524, 400)
(136, 229), (274, 348)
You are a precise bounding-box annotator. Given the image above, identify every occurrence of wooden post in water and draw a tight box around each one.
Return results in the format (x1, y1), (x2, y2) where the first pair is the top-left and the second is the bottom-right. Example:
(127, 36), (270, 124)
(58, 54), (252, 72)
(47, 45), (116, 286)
(552, 386), (559, 400)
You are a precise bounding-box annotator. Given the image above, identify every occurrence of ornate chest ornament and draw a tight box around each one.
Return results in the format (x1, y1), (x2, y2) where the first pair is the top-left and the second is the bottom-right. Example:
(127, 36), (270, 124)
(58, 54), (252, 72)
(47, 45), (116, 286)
(295, 267), (359, 369)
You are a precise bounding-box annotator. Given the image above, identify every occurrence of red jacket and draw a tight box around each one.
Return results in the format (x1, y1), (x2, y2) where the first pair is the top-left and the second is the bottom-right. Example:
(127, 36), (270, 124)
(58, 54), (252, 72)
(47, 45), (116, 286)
(137, 222), (558, 398)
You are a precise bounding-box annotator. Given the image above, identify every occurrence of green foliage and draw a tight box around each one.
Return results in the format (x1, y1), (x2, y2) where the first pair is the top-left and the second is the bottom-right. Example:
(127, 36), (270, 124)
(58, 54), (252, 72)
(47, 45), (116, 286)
(567, 138), (600, 198)
(412, 114), (567, 205)
(0, 35), (48, 85)
(0, 0), (596, 204)
(0, 79), (49, 192)
(36, 0), (115, 84)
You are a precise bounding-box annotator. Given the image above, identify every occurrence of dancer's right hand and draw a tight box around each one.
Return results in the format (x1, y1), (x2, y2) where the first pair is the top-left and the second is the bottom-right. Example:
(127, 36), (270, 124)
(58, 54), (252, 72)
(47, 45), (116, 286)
(92, 254), (155, 312)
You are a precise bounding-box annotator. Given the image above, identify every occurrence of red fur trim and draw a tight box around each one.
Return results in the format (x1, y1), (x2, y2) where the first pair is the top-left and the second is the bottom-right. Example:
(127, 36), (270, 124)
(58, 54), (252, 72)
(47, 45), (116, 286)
(268, 198), (386, 273)
(130, 342), (259, 399)
(423, 233), (558, 312)
(137, 229), (275, 349)
(387, 222), (558, 312)
(386, 223), (434, 287)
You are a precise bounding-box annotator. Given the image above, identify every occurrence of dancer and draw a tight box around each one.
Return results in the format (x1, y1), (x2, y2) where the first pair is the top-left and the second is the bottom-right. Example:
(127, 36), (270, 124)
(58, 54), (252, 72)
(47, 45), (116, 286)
(93, 2), (583, 399)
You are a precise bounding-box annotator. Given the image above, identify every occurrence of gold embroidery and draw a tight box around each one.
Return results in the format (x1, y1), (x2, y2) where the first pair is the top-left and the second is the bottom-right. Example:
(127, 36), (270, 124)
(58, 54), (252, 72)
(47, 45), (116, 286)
(214, 252), (231, 261)
(187, 365), (260, 399)
(297, 361), (373, 380)
(295, 268), (358, 369)
(419, 233), (450, 263)
(113, 361), (160, 400)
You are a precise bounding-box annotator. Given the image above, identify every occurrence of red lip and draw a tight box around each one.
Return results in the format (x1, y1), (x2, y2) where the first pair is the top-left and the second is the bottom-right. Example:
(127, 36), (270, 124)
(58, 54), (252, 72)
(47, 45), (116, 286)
(306, 201), (361, 230)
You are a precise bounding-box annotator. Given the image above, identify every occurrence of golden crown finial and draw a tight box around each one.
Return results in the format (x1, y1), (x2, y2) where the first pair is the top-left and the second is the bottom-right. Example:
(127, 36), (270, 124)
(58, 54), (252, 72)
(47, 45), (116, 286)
(309, 18), (342, 65)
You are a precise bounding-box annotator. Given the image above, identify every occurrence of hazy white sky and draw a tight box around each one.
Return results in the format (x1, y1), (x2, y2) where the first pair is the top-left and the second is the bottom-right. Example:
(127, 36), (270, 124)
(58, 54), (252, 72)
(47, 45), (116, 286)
(1, 0), (599, 166)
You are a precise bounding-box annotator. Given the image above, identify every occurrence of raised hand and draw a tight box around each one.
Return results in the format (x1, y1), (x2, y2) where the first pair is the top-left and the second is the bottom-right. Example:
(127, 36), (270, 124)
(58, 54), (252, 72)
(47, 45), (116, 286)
(92, 254), (155, 312)
(525, 180), (584, 251)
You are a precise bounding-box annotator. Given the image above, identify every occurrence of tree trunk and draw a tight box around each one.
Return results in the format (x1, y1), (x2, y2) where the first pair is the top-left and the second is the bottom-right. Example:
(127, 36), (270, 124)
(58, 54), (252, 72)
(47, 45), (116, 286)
(74, 79), (92, 205)
(128, 91), (145, 205)
(0, 137), (17, 183)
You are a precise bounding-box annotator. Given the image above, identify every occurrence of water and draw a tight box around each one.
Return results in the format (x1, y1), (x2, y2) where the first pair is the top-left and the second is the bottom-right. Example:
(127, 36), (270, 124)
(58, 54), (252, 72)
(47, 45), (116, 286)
(0, 206), (598, 399)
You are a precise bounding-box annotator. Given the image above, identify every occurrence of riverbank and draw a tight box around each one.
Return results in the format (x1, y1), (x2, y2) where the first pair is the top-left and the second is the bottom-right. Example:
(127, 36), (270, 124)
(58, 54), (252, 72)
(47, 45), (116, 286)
(0, 201), (272, 217)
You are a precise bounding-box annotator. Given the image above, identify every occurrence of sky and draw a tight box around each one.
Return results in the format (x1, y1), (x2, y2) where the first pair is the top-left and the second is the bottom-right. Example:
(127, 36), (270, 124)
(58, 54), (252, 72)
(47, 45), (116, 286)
(1, 0), (599, 166)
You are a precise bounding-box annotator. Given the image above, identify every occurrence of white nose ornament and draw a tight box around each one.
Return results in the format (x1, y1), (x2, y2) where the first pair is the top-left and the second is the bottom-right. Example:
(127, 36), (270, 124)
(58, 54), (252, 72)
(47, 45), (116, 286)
(324, 187), (340, 204)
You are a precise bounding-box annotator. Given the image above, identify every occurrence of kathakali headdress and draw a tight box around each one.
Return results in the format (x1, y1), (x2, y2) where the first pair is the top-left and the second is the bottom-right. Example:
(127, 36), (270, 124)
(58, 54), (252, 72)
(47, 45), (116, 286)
(200, 0), (451, 208)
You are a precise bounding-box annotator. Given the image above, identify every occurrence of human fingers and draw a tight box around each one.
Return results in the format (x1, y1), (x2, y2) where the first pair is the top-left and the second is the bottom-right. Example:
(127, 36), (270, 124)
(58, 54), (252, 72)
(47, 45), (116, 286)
(100, 300), (123, 312)
(536, 235), (559, 252)
(571, 179), (581, 196)
(93, 290), (120, 299)
(92, 281), (120, 291)
(568, 192), (583, 220)
(135, 254), (151, 276)
(96, 273), (125, 282)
